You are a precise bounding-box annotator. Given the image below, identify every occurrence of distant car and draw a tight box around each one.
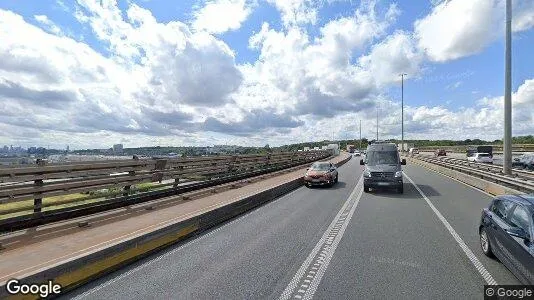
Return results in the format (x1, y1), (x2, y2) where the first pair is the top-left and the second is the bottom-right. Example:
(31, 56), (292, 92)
(467, 153), (493, 164)
(304, 162), (338, 187)
(435, 149), (447, 157)
(353, 151), (361, 156)
(479, 195), (534, 284)
(409, 148), (419, 157)
(512, 154), (534, 170)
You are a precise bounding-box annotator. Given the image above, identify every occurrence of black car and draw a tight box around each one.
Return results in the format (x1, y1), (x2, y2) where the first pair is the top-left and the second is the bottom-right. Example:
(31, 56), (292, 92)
(479, 194), (534, 284)
(361, 143), (406, 194)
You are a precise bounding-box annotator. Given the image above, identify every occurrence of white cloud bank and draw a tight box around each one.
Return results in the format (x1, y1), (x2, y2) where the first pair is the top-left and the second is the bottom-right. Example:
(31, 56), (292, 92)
(0, 0), (533, 149)
(415, 0), (534, 62)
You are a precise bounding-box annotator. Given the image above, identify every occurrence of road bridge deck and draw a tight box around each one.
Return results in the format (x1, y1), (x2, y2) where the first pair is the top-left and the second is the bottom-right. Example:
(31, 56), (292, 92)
(0, 154), (350, 289)
(60, 158), (521, 300)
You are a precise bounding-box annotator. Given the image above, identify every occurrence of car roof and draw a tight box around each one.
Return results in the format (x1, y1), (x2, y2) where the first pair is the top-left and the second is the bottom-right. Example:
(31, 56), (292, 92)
(367, 143), (397, 151)
(496, 194), (534, 207)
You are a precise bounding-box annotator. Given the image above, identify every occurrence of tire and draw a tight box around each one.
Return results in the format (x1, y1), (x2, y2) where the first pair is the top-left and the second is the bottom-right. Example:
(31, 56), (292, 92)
(480, 227), (494, 257)
(334, 175), (339, 183)
(397, 185), (404, 194)
(305, 182), (311, 188)
(364, 186), (370, 193)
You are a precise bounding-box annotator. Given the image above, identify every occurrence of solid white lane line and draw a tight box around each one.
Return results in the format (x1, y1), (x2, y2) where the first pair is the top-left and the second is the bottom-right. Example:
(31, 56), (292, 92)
(404, 172), (498, 286)
(279, 176), (363, 300)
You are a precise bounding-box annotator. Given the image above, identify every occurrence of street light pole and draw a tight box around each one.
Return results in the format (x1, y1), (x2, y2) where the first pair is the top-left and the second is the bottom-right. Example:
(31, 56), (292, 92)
(359, 120), (362, 151)
(376, 104), (379, 141)
(503, 0), (512, 175)
(400, 73), (407, 152)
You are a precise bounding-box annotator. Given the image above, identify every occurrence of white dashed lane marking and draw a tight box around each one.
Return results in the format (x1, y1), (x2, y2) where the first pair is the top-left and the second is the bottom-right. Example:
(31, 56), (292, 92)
(404, 172), (498, 286)
(279, 175), (364, 300)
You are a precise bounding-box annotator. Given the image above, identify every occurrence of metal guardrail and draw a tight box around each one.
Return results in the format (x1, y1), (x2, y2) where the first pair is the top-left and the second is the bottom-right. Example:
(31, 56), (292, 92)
(417, 144), (534, 153)
(415, 153), (534, 180)
(0, 151), (330, 213)
(410, 154), (534, 194)
(436, 156), (534, 180)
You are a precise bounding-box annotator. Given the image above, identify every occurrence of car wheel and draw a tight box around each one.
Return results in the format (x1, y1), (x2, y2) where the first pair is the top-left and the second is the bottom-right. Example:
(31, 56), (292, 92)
(335, 175), (338, 183)
(397, 185), (403, 194)
(480, 227), (494, 258)
(305, 182), (311, 188)
(364, 186), (370, 193)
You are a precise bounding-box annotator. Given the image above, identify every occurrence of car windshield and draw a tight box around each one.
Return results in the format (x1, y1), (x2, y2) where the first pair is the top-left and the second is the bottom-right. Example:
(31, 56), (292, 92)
(310, 163), (330, 170)
(366, 151), (399, 166)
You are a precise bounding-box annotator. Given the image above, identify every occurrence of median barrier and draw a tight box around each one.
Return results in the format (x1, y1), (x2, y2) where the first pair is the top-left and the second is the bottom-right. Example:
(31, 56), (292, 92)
(406, 157), (523, 196)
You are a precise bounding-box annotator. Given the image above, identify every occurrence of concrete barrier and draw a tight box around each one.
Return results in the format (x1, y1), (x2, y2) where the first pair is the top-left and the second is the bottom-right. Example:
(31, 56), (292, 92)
(406, 157), (523, 196)
(0, 155), (352, 299)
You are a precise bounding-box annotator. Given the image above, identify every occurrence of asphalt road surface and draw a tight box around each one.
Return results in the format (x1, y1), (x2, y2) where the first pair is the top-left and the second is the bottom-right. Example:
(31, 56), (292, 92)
(62, 158), (520, 300)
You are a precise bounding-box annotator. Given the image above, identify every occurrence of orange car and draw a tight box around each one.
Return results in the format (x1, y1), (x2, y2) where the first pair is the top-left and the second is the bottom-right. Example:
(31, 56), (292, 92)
(304, 162), (338, 187)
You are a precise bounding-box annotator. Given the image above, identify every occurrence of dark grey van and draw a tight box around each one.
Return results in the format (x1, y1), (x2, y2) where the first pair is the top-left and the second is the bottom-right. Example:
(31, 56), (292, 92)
(360, 143), (406, 193)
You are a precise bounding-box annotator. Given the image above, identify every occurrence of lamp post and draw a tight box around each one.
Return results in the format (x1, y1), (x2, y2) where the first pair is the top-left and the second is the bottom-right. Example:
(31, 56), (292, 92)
(359, 120), (362, 151)
(376, 105), (379, 141)
(400, 73), (407, 152)
(503, 0), (512, 175)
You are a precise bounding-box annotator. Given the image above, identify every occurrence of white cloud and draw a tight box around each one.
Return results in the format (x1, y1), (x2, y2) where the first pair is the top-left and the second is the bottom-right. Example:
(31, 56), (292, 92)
(34, 15), (62, 35)
(415, 0), (534, 62)
(266, 0), (318, 27)
(0, 2), (245, 144)
(192, 0), (256, 34)
(445, 81), (462, 90)
(243, 2), (402, 119)
(414, 0), (501, 62)
(358, 31), (424, 87)
(513, 1), (534, 31)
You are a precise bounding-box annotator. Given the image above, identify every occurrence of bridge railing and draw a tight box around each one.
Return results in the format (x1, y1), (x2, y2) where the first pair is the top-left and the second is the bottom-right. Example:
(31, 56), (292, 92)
(416, 144), (534, 153)
(0, 151), (330, 213)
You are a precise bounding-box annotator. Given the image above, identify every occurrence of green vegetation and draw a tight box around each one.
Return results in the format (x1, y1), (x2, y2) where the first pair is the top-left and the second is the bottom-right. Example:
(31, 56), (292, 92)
(0, 182), (161, 219)
(273, 135), (534, 152)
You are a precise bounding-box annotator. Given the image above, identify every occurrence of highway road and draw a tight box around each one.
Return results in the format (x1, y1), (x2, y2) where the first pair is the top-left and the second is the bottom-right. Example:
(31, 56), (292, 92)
(420, 151), (527, 166)
(62, 158), (521, 300)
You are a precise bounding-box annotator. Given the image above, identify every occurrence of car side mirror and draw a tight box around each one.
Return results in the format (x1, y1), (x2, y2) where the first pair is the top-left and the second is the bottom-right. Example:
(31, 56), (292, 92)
(506, 227), (530, 241)
(360, 159), (364, 165)
(401, 159), (406, 165)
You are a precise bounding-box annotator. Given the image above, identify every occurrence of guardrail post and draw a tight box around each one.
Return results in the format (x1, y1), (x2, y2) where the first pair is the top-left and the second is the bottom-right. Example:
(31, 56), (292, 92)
(151, 159), (167, 183)
(123, 171), (135, 196)
(228, 156), (237, 174)
(33, 179), (44, 213)
(266, 154), (271, 168)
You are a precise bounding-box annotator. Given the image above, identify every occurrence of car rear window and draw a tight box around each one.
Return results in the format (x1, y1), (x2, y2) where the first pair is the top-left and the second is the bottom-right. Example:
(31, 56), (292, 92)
(478, 153), (490, 157)
(310, 163), (330, 170)
(366, 151), (399, 166)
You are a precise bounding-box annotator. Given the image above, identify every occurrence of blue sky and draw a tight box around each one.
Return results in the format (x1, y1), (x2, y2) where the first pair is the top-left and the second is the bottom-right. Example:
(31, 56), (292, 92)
(0, 0), (533, 148)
